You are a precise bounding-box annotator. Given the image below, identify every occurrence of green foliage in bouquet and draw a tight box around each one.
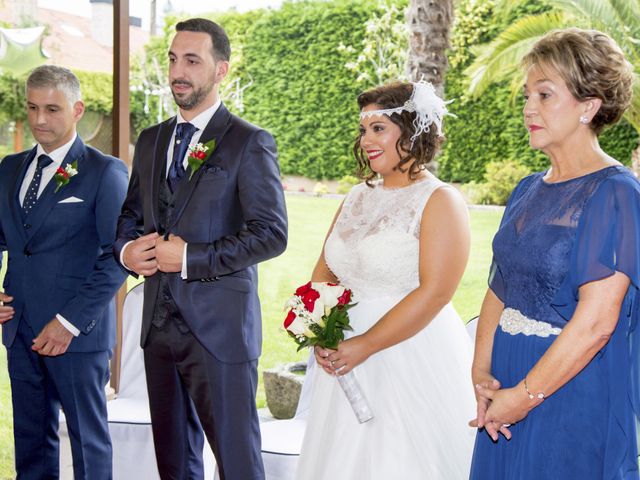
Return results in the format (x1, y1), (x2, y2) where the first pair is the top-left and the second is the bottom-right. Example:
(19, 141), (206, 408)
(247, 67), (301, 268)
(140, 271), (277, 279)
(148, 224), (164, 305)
(306, 302), (356, 351)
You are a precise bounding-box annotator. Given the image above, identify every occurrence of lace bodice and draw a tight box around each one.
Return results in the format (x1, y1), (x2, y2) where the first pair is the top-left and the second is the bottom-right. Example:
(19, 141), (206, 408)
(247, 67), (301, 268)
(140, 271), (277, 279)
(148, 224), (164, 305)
(489, 166), (633, 327)
(325, 176), (447, 300)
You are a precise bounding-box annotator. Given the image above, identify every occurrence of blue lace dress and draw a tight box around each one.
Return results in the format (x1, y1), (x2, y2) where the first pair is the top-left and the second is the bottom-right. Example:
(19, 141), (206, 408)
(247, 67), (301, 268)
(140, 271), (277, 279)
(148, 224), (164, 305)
(470, 166), (640, 479)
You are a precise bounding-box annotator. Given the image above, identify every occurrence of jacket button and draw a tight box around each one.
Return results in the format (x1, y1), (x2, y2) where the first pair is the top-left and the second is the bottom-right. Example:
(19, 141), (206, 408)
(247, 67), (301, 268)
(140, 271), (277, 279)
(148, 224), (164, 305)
(24, 249), (31, 257)
(23, 224), (31, 229)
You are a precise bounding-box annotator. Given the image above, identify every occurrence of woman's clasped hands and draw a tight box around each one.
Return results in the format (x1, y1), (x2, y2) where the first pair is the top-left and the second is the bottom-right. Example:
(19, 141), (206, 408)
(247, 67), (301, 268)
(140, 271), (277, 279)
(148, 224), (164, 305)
(470, 375), (536, 442)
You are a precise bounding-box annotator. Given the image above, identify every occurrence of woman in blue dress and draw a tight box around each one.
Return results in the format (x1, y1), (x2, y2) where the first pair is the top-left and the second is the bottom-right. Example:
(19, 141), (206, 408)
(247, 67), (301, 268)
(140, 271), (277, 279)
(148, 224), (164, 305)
(469, 28), (640, 479)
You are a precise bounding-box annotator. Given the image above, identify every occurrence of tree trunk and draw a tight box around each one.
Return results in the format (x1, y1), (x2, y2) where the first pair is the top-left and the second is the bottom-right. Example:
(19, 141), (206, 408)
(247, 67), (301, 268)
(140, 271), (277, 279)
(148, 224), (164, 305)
(405, 0), (453, 95)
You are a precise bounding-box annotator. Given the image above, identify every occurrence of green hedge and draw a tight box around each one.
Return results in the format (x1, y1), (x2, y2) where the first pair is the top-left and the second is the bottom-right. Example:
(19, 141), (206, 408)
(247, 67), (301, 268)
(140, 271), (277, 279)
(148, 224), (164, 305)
(439, 0), (638, 182)
(0, 70), (112, 122)
(237, 0), (379, 179)
(135, 1), (384, 179)
(129, 0), (638, 181)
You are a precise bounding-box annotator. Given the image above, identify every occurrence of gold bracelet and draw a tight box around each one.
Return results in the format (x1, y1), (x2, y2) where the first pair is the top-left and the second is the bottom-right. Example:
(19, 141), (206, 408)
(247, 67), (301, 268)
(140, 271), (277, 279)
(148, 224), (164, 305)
(524, 376), (545, 400)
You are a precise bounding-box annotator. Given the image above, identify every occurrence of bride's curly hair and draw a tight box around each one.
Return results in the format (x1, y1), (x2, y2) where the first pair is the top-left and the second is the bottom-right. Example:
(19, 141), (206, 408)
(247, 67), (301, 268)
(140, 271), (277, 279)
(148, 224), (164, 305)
(353, 82), (444, 186)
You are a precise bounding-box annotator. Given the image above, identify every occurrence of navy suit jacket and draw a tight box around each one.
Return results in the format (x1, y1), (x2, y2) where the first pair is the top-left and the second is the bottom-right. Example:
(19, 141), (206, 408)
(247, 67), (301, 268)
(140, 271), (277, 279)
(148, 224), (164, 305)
(0, 136), (129, 352)
(115, 103), (288, 364)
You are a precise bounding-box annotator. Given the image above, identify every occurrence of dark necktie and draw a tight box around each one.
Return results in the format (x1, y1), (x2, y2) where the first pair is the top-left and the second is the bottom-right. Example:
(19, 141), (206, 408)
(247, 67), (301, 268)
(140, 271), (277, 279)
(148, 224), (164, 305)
(23, 154), (53, 215)
(167, 122), (198, 193)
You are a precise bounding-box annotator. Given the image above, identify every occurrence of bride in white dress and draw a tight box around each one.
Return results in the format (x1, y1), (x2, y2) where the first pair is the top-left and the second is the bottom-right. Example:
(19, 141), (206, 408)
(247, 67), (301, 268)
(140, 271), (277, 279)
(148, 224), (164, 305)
(296, 81), (476, 479)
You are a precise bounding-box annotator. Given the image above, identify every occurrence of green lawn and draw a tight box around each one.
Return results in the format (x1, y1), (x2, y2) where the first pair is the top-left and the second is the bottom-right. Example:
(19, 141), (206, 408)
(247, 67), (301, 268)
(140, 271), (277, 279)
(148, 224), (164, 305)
(0, 195), (501, 478)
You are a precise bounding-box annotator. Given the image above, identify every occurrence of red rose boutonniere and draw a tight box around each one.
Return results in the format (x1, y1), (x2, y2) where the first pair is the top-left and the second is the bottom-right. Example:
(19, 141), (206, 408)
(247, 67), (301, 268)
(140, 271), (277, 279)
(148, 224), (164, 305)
(54, 161), (78, 193)
(187, 139), (217, 180)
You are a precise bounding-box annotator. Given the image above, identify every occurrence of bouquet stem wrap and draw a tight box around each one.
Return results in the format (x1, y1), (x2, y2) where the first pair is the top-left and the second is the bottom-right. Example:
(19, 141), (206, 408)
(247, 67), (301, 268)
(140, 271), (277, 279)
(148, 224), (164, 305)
(337, 371), (373, 423)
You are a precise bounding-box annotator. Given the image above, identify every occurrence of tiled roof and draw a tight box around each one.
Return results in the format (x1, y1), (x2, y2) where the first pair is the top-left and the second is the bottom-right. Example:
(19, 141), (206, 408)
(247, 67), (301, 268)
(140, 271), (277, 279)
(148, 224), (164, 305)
(0, 7), (149, 73)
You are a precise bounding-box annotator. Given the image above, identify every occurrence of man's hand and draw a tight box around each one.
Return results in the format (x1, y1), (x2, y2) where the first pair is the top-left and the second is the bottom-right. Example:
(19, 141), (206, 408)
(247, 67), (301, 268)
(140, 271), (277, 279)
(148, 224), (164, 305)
(0, 291), (14, 324)
(32, 318), (74, 356)
(155, 234), (186, 273)
(123, 232), (160, 276)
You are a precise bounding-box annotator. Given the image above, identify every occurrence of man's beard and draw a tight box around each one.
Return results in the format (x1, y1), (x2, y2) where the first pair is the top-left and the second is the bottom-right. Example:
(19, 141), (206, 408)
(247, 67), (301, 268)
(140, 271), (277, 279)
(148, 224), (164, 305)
(171, 81), (214, 110)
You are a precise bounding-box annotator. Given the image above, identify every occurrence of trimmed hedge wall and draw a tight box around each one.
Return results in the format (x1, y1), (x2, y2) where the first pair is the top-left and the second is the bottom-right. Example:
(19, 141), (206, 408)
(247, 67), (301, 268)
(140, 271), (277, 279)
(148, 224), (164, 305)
(439, 0), (639, 182)
(131, 0), (638, 181)
(237, 0), (378, 179)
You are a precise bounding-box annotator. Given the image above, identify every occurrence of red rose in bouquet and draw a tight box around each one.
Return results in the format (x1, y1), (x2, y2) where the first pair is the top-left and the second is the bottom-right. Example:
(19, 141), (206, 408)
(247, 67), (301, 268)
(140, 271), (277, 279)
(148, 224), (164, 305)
(283, 282), (373, 423)
(283, 281), (356, 351)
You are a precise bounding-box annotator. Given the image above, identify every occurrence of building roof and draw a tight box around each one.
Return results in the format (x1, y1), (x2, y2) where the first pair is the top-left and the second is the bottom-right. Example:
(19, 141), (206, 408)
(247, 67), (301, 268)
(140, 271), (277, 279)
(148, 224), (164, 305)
(0, 7), (149, 74)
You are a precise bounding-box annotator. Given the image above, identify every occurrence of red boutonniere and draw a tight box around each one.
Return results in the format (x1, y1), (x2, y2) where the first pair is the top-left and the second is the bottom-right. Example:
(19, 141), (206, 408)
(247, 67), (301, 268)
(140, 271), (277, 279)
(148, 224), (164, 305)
(54, 161), (78, 193)
(187, 139), (217, 180)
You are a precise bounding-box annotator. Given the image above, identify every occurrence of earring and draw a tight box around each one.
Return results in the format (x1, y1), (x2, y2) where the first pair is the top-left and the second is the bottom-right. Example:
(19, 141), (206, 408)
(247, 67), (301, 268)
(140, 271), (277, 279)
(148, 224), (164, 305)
(579, 115), (589, 124)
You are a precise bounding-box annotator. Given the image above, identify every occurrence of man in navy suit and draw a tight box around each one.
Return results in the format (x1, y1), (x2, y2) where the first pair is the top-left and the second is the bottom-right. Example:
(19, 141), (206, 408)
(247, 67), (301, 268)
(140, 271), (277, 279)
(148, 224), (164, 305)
(0, 65), (128, 478)
(115, 18), (287, 480)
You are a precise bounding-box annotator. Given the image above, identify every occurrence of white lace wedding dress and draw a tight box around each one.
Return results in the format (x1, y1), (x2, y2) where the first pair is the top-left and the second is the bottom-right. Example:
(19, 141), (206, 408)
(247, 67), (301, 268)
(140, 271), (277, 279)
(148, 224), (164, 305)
(296, 176), (476, 480)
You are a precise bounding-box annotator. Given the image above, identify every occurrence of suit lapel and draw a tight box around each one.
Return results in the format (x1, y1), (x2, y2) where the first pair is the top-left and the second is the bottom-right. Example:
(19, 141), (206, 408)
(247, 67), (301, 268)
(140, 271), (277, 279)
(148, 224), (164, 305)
(166, 104), (233, 232)
(150, 117), (176, 234)
(24, 137), (85, 243)
(7, 147), (37, 244)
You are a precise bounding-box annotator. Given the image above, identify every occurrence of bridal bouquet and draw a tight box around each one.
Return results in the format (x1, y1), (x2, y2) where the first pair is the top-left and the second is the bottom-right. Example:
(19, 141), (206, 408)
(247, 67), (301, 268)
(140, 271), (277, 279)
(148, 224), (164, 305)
(284, 281), (373, 423)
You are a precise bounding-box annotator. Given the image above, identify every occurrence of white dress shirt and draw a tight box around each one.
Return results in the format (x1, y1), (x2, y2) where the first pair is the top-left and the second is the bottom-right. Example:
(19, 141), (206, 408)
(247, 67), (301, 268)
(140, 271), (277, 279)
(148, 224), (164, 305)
(19, 134), (77, 204)
(120, 100), (221, 279)
(20, 134), (81, 336)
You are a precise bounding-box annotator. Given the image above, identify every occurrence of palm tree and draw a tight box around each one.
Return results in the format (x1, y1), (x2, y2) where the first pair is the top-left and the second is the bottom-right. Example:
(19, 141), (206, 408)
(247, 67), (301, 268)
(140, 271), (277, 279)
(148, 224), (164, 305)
(406, 0), (455, 94)
(464, 0), (640, 139)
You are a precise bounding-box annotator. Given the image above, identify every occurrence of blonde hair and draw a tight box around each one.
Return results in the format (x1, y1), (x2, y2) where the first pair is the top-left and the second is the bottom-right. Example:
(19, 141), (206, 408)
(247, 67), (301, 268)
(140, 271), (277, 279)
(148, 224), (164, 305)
(522, 28), (634, 134)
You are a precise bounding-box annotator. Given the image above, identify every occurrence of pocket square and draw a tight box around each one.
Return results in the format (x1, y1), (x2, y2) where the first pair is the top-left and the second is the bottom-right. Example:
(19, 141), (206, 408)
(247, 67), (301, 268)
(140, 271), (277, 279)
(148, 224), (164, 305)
(58, 196), (83, 203)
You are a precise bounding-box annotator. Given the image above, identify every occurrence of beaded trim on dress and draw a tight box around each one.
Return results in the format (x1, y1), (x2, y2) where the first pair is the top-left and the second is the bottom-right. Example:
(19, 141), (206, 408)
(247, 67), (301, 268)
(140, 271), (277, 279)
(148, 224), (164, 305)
(499, 308), (562, 337)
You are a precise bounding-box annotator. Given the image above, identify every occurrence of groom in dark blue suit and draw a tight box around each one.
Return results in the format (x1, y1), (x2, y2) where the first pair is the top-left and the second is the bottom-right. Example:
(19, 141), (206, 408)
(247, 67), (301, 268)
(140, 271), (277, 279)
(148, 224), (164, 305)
(115, 18), (287, 480)
(0, 65), (128, 478)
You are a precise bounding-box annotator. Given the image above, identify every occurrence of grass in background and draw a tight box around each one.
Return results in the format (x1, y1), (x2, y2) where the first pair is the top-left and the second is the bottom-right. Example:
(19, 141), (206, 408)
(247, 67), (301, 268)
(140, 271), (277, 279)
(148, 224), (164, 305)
(0, 195), (501, 476)
(454, 208), (502, 321)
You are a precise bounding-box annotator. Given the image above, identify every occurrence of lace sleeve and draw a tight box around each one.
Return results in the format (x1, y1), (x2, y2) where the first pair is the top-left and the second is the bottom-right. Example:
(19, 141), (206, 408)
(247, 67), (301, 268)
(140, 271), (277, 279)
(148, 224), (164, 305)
(488, 174), (538, 301)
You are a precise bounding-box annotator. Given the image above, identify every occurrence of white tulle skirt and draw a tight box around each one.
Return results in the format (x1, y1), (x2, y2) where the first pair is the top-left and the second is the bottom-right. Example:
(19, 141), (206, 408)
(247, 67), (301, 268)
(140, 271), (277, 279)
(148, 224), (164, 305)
(296, 295), (476, 480)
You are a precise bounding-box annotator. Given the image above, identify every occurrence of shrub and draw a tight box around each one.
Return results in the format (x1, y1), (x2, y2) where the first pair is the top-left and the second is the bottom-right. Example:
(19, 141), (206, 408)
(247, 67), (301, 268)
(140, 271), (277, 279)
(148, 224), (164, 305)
(467, 160), (531, 205)
(460, 181), (492, 205)
(313, 182), (330, 196)
(337, 174), (360, 194)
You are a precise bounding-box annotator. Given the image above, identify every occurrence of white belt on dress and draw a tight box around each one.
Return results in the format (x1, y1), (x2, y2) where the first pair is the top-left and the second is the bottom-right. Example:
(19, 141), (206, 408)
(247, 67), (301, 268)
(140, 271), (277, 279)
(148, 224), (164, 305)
(499, 308), (562, 338)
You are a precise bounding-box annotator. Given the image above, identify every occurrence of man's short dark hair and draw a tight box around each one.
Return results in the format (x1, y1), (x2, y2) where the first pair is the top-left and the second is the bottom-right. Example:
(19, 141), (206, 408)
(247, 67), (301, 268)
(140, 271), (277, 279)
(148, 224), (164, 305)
(175, 18), (230, 62)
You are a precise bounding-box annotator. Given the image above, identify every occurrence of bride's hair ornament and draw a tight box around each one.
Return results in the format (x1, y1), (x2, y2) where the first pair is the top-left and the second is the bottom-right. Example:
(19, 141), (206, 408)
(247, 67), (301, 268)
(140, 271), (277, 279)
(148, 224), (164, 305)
(359, 80), (452, 146)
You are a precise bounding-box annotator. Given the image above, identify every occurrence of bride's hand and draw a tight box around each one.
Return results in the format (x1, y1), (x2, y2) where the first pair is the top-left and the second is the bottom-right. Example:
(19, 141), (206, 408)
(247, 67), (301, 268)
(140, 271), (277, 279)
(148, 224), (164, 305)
(314, 346), (336, 375)
(327, 335), (373, 376)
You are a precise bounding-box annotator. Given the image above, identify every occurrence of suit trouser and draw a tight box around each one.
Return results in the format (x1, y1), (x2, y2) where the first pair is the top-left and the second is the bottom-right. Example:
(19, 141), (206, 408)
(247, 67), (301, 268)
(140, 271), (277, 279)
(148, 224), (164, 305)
(144, 317), (265, 480)
(7, 317), (112, 480)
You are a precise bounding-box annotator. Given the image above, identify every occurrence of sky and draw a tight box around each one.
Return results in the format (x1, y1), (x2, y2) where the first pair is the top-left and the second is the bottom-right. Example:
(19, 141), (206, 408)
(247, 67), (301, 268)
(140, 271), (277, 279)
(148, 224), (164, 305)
(37, 0), (285, 30)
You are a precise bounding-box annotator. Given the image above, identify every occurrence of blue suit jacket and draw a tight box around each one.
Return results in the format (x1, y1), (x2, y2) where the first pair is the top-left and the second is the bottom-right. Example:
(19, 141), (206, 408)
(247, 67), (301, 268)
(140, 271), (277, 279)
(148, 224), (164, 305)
(0, 136), (129, 352)
(115, 103), (288, 363)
